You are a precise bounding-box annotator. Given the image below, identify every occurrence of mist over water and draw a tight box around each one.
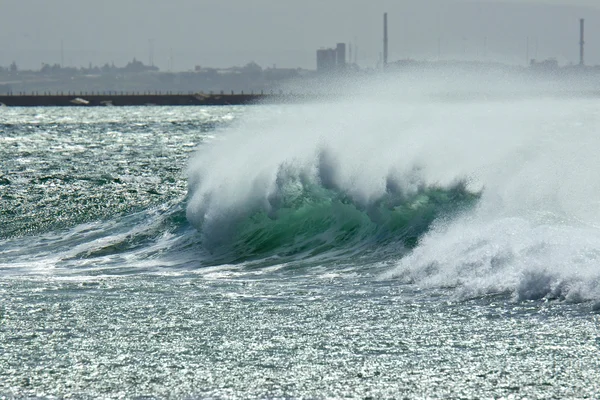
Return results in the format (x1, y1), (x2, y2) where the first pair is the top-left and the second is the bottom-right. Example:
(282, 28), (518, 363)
(187, 70), (600, 305)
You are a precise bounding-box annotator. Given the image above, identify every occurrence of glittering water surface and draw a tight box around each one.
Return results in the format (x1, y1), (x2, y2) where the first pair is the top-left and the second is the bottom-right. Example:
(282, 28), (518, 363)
(0, 107), (238, 238)
(1, 105), (600, 399)
(2, 275), (600, 399)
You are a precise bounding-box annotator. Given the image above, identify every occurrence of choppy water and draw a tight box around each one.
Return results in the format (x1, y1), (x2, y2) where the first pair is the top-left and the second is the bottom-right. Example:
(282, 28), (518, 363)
(1, 86), (600, 398)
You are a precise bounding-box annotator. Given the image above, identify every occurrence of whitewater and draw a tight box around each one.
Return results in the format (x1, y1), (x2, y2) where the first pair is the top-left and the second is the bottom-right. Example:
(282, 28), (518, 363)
(1, 72), (600, 398)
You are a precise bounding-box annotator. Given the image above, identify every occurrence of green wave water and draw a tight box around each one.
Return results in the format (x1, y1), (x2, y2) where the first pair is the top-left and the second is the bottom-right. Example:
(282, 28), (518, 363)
(215, 181), (479, 263)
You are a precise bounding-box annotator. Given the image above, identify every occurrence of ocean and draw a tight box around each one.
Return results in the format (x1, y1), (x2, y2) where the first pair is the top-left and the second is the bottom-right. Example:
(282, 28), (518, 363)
(1, 83), (600, 398)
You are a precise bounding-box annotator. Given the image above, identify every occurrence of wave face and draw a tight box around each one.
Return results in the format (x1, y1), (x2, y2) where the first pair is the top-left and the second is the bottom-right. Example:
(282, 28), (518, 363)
(190, 163), (477, 263)
(186, 97), (483, 264)
(187, 75), (600, 305)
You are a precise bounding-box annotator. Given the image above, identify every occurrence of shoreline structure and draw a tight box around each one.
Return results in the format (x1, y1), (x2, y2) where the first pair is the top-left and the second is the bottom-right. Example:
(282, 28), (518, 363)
(0, 93), (310, 107)
(1, 83), (600, 107)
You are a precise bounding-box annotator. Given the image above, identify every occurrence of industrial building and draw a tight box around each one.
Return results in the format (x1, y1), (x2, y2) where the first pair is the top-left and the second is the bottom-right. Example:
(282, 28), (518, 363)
(316, 43), (346, 72)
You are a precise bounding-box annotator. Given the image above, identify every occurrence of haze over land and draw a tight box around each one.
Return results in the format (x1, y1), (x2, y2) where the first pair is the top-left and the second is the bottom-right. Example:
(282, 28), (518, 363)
(1, 0), (600, 70)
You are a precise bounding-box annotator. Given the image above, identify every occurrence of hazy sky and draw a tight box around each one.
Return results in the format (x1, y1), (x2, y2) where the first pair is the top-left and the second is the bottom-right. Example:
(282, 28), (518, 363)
(1, 0), (600, 70)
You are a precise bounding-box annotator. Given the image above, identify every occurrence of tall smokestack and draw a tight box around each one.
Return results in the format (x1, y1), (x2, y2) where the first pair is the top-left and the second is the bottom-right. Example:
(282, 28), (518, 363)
(580, 18), (585, 66)
(383, 12), (388, 68)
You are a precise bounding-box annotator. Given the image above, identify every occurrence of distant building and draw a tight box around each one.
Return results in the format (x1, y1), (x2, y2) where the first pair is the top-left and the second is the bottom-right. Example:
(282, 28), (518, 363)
(316, 44), (346, 72)
(336, 43), (346, 67)
(530, 58), (559, 72)
(123, 58), (159, 73)
(317, 48), (337, 72)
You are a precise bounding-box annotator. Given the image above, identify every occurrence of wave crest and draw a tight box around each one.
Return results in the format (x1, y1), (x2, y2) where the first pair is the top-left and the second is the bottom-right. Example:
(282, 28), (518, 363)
(187, 156), (478, 263)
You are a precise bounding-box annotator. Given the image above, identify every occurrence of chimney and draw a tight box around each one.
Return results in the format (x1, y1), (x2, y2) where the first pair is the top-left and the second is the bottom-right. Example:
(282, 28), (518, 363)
(580, 18), (585, 66)
(384, 13), (388, 68)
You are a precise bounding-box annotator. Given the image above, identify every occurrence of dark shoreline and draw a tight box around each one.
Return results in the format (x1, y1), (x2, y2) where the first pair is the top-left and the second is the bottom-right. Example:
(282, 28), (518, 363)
(2, 90), (600, 107)
(0, 93), (307, 107)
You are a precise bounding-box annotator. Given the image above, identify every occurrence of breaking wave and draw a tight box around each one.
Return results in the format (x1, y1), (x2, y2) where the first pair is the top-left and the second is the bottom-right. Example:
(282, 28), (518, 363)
(188, 161), (478, 263)
(186, 77), (600, 306)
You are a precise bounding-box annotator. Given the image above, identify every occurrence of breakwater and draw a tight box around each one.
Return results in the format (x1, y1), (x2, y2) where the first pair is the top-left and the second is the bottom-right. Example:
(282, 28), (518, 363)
(0, 93), (309, 107)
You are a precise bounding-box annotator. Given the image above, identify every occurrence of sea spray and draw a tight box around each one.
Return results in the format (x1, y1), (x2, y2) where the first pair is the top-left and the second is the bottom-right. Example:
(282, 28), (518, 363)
(188, 71), (600, 302)
(185, 96), (481, 261)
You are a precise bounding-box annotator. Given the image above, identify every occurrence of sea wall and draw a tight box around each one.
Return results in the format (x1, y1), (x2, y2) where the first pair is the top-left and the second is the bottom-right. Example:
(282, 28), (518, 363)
(0, 93), (307, 107)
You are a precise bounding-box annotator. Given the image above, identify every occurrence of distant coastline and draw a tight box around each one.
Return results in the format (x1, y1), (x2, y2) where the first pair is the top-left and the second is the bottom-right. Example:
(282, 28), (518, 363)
(0, 93), (311, 107)
(2, 86), (600, 107)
